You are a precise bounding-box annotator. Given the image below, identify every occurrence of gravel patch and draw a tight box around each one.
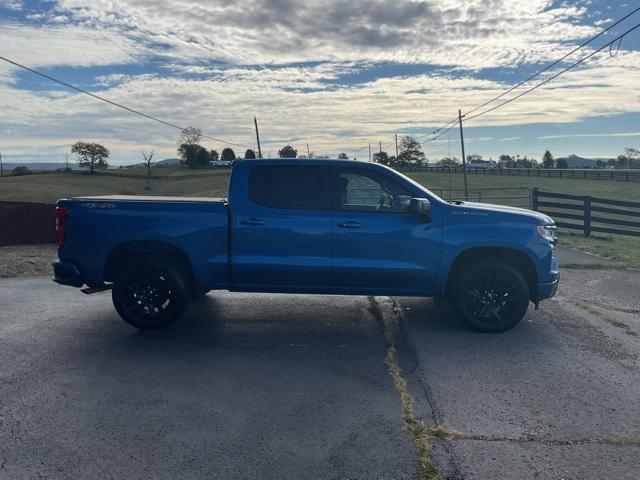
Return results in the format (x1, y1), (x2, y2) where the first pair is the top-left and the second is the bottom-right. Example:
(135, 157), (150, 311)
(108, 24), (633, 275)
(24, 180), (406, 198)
(0, 243), (58, 278)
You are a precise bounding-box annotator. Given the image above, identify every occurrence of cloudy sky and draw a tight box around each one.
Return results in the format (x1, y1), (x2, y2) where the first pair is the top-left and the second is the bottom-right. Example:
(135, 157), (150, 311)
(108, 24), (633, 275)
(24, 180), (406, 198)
(1, 0), (640, 164)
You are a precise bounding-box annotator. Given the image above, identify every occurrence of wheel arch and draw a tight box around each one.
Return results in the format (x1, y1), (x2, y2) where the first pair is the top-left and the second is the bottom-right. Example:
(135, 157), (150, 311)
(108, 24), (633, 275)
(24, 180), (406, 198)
(445, 246), (538, 301)
(104, 240), (198, 297)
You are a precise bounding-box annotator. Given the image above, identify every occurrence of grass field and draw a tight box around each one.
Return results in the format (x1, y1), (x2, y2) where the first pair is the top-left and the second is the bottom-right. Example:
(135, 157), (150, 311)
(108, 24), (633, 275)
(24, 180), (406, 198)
(1, 168), (639, 268)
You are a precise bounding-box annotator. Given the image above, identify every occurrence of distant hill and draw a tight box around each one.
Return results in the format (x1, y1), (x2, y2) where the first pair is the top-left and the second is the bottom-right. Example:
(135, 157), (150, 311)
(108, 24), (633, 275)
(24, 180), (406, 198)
(559, 154), (611, 168)
(0, 158), (182, 173)
(1, 162), (73, 172)
(123, 158), (181, 168)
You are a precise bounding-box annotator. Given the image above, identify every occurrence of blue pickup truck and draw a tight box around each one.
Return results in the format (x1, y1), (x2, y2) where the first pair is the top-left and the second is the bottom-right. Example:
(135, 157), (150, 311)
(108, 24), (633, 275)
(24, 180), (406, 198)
(53, 159), (558, 332)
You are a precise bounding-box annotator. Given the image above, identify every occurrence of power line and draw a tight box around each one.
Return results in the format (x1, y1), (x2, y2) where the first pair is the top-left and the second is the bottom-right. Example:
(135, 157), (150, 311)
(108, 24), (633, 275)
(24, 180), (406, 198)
(94, 30), (143, 64)
(463, 5), (640, 118)
(464, 21), (640, 123)
(0, 55), (248, 149)
(417, 6), (640, 143)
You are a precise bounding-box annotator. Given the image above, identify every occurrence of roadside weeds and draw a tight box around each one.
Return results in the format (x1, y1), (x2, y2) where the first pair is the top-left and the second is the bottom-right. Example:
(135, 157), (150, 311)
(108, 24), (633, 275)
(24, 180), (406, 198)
(569, 298), (639, 337)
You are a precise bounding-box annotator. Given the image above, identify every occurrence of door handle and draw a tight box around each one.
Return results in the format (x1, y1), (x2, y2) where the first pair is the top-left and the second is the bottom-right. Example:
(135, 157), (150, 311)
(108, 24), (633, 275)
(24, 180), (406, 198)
(337, 221), (363, 228)
(241, 218), (265, 226)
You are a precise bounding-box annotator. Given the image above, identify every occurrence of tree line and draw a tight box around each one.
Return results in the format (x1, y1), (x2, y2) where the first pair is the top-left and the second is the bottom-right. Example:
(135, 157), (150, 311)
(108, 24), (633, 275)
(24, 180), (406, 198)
(10, 133), (637, 177)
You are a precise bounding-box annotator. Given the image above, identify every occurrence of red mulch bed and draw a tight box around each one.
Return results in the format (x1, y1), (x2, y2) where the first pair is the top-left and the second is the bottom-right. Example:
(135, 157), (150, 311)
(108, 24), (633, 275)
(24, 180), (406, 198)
(0, 201), (57, 246)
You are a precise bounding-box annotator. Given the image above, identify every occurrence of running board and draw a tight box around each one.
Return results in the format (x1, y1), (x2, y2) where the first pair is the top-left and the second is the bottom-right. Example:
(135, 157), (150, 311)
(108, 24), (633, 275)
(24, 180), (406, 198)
(81, 284), (113, 295)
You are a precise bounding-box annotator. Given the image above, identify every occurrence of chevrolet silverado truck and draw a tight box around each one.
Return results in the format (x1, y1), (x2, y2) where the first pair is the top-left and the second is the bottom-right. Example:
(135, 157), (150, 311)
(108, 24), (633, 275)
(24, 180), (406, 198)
(52, 159), (559, 332)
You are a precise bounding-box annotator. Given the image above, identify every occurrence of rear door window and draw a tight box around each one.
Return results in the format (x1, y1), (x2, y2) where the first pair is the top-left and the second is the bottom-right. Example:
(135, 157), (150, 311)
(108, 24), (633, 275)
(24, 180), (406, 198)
(249, 165), (332, 210)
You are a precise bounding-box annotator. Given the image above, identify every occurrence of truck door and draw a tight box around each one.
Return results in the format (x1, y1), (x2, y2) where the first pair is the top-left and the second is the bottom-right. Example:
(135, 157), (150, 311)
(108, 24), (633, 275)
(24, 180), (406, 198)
(331, 167), (441, 295)
(232, 164), (333, 291)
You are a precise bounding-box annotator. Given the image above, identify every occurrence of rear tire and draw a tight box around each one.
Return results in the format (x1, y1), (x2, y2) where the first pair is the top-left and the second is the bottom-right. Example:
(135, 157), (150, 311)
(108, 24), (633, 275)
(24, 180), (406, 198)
(450, 259), (530, 332)
(112, 259), (188, 329)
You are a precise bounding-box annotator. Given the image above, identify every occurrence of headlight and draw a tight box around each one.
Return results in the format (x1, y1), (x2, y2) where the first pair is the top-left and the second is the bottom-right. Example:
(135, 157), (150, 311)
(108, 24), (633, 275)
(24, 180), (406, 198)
(537, 224), (557, 244)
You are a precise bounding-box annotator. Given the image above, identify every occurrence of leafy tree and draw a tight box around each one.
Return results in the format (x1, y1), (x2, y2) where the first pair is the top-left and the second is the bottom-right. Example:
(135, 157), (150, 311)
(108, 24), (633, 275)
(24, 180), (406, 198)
(556, 158), (568, 169)
(438, 157), (458, 166)
(221, 147), (236, 162)
(142, 151), (154, 189)
(338, 152), (349, 160)
(515, 156), (533, 168)
(209, 150), (219, 163)
(178, 127), (203, 146)
(278, 145), (297, 158)
(397, 136), (425, 167)
(616, 155), (628, 168)
(625, 148), (640, 168)
(542, 150), (554, 168)
(178, 144), (209, 169)
(12, 165), (32, 176)
(499, 154), (515, 168)
(71, 141), (110, 174)
(372, 151), (389, 165)
(244, 149), (256, 159)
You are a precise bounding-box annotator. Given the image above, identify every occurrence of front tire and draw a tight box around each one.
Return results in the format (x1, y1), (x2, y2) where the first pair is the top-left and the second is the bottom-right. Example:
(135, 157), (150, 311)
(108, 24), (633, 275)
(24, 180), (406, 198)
(450, 259), (530, 332)
(112, 259), (188, 329)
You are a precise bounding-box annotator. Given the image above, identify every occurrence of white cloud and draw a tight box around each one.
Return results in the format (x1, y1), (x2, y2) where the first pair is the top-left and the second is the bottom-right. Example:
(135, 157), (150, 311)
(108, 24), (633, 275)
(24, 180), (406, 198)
(539, 132), (640, 140)
(1, 0), (640, 162)
(0, 0), (23, 11)
(0, 22), (139, 71)
(48, 0), (598, 68)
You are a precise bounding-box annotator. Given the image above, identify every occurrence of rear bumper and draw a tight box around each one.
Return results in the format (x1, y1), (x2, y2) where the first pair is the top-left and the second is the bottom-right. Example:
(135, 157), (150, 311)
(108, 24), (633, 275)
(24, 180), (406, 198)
(52, 261), (83, 287)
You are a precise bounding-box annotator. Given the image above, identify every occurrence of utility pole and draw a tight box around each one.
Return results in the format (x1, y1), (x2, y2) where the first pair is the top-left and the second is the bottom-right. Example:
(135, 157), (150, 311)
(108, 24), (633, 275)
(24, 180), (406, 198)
(254, 116), (262, 158)
(458, 109), (469, 201)
(379, 141), (382, 154)
(395, 133), (399, 158)
(0, 151), (3, 177)
(368, 142), (371, 162)
(65, 152), (69, 171)
(306, 143), (311, 158)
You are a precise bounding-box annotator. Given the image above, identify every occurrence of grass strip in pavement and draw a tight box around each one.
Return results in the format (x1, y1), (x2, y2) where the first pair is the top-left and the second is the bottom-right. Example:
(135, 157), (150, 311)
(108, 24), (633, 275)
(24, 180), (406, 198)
(368, 297), (441, 480)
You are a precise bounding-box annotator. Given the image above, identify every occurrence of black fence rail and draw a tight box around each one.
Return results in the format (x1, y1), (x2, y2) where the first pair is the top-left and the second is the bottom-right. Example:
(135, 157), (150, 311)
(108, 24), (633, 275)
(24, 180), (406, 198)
(402, 166), (640, 182)
(532, 188), (640, 237)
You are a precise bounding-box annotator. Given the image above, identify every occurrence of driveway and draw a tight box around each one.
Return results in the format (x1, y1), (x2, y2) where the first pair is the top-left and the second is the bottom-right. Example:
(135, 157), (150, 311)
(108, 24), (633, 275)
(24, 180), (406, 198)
(398, 246), (640, 479)
(1, 245), (639, 479)
(0, 282), (413, 479)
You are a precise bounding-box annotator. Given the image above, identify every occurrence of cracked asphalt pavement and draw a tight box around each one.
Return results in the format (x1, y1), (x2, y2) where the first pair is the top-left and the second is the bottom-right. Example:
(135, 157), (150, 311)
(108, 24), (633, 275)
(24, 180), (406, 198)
(1, 245), (639, 479)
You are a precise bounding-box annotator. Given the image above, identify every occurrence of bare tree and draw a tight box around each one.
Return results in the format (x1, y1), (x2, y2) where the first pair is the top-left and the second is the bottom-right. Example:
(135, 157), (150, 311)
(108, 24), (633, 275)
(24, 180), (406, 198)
(178, 127), (203, 146)
(142, 151), (154, 189)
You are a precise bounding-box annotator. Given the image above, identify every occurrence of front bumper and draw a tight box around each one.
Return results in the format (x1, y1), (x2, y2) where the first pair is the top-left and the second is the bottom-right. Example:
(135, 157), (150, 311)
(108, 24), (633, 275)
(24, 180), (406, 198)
(536, 255), (559, 301)
(52, 260), (83, 287)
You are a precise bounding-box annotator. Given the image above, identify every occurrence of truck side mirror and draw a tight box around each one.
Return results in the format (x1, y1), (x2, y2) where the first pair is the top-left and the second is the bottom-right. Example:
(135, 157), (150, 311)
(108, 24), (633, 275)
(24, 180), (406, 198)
(409, 198), (431, 218)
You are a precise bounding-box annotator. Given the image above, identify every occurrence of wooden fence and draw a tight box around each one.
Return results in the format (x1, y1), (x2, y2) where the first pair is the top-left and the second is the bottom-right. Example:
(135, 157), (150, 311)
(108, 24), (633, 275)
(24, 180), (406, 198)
(402, 166), (640, 182)
(532, 188), (640, 237)
(0, 201), (56, 245)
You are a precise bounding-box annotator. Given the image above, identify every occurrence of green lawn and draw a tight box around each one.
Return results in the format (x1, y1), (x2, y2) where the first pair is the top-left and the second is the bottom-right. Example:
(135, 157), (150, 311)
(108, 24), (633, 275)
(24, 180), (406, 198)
(2, 168), (639, 268)
(405, 171), (640, 203)
(0, 170), (231, 203)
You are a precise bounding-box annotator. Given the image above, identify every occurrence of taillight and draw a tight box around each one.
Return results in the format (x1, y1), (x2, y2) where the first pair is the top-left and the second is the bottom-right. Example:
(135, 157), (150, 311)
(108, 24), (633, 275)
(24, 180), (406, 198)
(55, 207), (68, 246)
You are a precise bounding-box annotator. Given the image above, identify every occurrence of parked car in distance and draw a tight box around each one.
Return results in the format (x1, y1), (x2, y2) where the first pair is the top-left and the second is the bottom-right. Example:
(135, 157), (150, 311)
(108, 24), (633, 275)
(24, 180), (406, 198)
(468, 159), (497, 169)
(53, 159), (559, 332)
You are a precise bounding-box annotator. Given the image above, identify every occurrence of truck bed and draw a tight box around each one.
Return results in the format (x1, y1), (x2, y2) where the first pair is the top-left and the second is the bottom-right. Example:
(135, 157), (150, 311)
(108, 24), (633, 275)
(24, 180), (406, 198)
(71, 195), (227, 203)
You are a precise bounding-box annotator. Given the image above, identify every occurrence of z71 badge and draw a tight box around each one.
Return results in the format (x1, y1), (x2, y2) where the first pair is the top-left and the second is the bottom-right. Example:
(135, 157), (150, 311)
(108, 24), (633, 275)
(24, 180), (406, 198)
(81, 203), (116, 209)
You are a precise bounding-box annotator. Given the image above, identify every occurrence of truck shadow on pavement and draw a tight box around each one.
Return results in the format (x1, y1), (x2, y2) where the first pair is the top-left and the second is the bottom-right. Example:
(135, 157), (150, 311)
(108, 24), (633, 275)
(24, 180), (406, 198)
(1, 292), (418, 480)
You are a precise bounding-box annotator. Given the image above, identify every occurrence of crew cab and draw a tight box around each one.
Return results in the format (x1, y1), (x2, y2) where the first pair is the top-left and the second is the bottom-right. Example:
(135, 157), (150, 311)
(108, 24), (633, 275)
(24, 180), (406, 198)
(53, 159), (559, 332)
